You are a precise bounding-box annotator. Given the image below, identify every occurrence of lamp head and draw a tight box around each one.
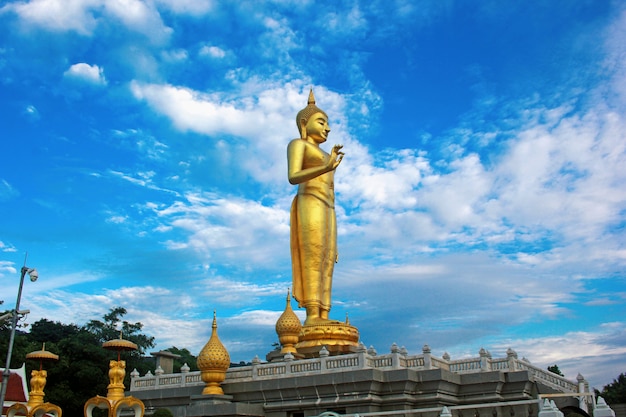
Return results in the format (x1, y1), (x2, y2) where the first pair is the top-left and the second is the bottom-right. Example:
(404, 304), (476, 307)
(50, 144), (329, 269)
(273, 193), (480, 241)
(28, 268), (38, 282)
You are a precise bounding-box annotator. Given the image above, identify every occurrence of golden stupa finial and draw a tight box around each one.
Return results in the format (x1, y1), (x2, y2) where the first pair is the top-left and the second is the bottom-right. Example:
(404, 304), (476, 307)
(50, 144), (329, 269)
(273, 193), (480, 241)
(276, 288), (302, 355)
(197, 310), (230, 395)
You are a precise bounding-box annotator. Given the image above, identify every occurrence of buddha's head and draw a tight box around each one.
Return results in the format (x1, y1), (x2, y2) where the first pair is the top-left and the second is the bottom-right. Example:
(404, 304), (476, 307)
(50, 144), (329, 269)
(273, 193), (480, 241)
(296, 89), (328, 139)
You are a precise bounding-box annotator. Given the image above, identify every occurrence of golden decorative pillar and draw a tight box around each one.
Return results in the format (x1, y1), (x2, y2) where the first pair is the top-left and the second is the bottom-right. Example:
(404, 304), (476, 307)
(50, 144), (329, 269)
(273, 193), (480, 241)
(287, 90), (359, 356)
(275, 289), (302, 355)
(7, 344), (62, 417)
(197, 311), (230, 395)
(83, 334), (145, 417)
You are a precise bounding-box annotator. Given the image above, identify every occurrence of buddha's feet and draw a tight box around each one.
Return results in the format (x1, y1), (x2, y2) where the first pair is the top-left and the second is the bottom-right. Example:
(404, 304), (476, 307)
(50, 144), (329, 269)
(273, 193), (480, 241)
(303, 317), (342, 326)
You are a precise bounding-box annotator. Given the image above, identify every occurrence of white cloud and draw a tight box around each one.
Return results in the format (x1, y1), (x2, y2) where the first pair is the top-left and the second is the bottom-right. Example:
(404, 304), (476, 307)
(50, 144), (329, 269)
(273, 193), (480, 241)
(199, 45), (226, 59)
(0, 260), (17, 277)
(106, 215), (128, 224)
(417, 153), (492, 228)
(343, 150), (429, 210)
(324, 4), (368, 37)
(152, 191), (290, 268)
(104, 0), (172, 43)
(3, 0), (100, 35)
(64, 63), (107, 85)
(488, 107), (626, 247)
(111, 129), (169, 161)
(259, 16), (299, 62)
(130, 81), (349, 185)
(195, 277), (287, 307)
(0, 242), (17, 253)
(333, 100), (626, 279)
(23, 105), (40, 121)
(104, 169), (179, 197)
(601, 5), (626, 107)
(161, 48), (188, 62)
(131, 82), (258, 136)
(5, 0), (172, 41)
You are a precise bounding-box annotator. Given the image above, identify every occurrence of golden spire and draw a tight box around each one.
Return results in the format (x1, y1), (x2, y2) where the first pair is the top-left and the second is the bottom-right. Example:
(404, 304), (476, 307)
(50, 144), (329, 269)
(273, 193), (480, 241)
(275, 289), (302, 355)
(197, 310), (230, 395)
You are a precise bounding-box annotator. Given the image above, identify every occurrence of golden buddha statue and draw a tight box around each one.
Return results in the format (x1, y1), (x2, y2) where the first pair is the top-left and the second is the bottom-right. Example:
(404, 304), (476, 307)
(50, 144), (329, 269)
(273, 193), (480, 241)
(287, 89), (344, 326)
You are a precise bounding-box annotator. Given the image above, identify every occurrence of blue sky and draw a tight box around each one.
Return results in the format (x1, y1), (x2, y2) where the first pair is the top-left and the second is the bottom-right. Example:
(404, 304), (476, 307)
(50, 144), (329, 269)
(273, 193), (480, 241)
(1, 0), (625, 390)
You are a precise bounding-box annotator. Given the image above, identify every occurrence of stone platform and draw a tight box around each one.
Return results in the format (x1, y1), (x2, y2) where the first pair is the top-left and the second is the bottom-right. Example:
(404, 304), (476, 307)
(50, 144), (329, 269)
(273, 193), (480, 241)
(129, 345), (594, 417)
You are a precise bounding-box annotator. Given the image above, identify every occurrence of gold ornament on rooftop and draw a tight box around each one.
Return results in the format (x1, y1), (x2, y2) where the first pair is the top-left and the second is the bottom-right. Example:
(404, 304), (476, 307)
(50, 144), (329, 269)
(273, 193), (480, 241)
(102, 332), (138, 401)
(197, 311), (230, 395)
(275, 289), (302, 355)
(6, 343), (62, 417)
(84, 332), (145, 417)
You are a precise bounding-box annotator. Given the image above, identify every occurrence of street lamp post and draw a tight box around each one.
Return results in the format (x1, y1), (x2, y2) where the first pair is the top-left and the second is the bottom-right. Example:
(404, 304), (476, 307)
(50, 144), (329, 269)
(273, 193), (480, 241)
(0, 265), (38, 414)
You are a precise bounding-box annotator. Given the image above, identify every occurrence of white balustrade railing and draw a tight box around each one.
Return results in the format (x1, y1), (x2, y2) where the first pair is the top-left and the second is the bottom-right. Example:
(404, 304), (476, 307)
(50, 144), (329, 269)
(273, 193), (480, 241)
(449, 359), (482, 373)
(129, 346), (584, 396)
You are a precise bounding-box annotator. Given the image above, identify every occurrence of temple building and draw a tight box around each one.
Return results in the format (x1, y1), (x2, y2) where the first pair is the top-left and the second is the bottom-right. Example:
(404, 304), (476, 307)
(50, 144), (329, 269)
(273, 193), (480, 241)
(128, 306), (601, 417)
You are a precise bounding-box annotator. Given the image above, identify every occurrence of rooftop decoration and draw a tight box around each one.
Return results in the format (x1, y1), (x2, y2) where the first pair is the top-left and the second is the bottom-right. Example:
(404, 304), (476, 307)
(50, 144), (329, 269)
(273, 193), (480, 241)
(197, 311), (230, 395)
(84, 332), (145, 417)
(275, 289), (302, 355)
(6, 343), (62, 417)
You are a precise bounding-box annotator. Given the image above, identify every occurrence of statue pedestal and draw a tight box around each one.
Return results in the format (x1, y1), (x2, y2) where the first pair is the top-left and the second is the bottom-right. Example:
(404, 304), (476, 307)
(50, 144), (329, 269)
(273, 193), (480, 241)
(296, 322), (359, 357)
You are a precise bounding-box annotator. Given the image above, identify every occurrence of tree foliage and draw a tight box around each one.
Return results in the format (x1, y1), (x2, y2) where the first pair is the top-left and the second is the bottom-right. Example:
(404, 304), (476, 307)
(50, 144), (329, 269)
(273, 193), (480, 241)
(596, 373), (626, 405)
(85, 307), (155, 356)
(1, 307), (156, 416)
(165, 346), (198, 372)
(547, 365), (564, 376)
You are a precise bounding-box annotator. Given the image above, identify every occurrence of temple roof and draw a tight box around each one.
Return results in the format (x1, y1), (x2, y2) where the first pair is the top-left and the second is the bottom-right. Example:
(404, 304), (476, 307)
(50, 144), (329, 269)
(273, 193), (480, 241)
(0, 363), (29, 415)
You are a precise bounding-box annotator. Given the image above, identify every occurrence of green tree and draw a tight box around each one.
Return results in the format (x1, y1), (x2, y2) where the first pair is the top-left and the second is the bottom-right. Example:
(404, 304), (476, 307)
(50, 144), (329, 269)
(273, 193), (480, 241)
(596, 373), (626, 405)
(84, 307), (155, 355)
(547, 365), (564, 376)
(84, 307), (156, 383)
(30, 318), (81, 344)
(165, 346), (198, 372)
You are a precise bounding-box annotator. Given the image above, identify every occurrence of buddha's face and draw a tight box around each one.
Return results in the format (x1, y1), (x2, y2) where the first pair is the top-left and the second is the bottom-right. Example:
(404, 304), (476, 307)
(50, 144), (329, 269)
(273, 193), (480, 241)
(303, 112), (331, 144)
